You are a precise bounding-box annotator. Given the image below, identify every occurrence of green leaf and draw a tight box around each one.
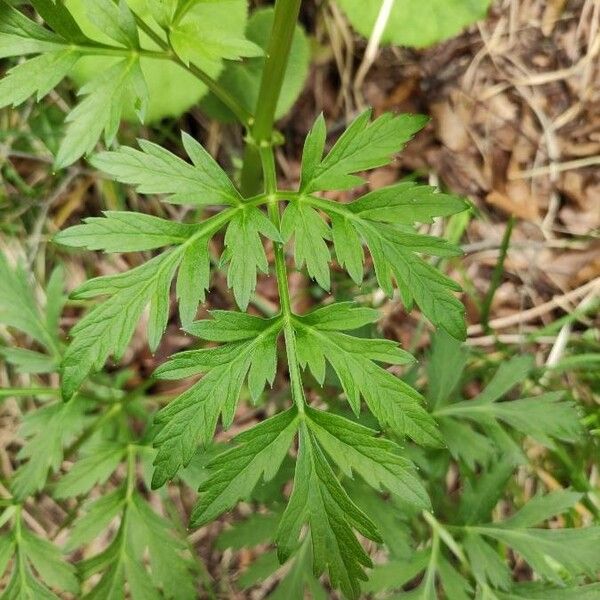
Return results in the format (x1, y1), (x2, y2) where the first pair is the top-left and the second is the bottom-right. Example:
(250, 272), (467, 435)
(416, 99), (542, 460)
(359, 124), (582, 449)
(0, 49), (80, 109)
(151, 314), (283, 487)
(74, 490), (196, 600)
(298, 302), (381, 331)
(20, 528), (79, 595)
(176, 236), (211, 326)
(55, 57), (148, 168)
(91, 133), (242, 206)
(497, 583), (600, 600)
(426, 329), (467, 408)
(237, 550), (281, 589)
(347, 182), (469, 224)
(330, 212), (364, 284)
(457, 460), (513, 525)
(0, 251), (57, 353)
(223, 206), (281, 309)
(0, 347), (57, 375)
(85, 0), (139, 48)
(45, 265), (66, 337)
(190, 409), (298, 527)
(186, 309), (279, 342)
(0, 2), (66, 58)
(128, 494), (196, 599)
(55, 211), (197, 252)
(296, 115), (468, 339)
(30, 0), (89, 43)
(300, 109), (428, 193)
(336, 0), (492, 48)
(216, 512), (281, 550)
(65, 0), (250, 122)
(59, 206), (230, 399)
(268, 540), (328, 600)
(61, 249), (182, 398)
(305, 408), (430, 508)
(0, 517), (78, 599)
(438, 391), (583, 447)
(170, 20), (262, 66)
(276, 422), (381, 600)
(11, 397), (87, 500)
(281, 201), (331, 289)
(65, 488), (126, 552)
(475, 525), (600, 584)
(437, 556), (472, 600)
(362, 552), (429, 593)
(144, 0), (176, 28)
(439, 417), (495, 471)
(54, 443), (125, 498)
(499, 489), (583, 529)
(463, 532), (511, 590)
(350, 217), (466, 339)
(0, 534), (14, 581)
(471, 355), (534, 404)
(201, 7), (310, 122)
(293, 305), (442, 446)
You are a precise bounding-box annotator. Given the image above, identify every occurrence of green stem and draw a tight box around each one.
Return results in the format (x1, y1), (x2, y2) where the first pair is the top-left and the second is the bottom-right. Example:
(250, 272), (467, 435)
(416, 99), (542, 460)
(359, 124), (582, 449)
(64, 401), (122, 458)
(251, 1), (301, 143)
(481, 216), (514, 334)
(421, 527), (440, 595)
(260, 150), (306, 415)
(240, 0), (302, 194)
(247, 0), (305, 414)
(125, 445), (137, 502)
(73, 43), (167, 60)
(423, 510), (467, 564)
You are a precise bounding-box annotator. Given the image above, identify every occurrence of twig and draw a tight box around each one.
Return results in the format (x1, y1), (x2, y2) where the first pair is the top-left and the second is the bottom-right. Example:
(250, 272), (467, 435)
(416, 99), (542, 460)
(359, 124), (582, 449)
(353, 0), (394, 107)
(468, 276), (600, 335)
(510, 155), (600, 179)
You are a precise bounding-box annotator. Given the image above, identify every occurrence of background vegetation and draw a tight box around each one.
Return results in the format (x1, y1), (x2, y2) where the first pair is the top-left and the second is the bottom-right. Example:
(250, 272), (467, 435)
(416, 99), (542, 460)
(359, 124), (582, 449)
(0, 0), (598, 598)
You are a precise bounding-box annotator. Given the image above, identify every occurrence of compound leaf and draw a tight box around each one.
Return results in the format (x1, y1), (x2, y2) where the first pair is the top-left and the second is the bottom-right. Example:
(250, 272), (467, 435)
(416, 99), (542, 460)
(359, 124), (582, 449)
(58, 208), (230, 398)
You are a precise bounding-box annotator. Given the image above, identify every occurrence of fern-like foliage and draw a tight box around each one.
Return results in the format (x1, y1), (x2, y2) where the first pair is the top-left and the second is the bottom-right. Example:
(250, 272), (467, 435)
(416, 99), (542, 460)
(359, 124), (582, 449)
(0, 0), (260, 167)
(53, 109), (469, 597)
(2, 4), (594, 598)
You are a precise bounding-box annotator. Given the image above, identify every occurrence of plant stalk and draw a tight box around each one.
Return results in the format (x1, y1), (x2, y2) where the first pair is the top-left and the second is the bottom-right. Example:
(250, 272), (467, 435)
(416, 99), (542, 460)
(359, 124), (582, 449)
(249, 0), (304, 412)
(240, 0), (302, 194)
